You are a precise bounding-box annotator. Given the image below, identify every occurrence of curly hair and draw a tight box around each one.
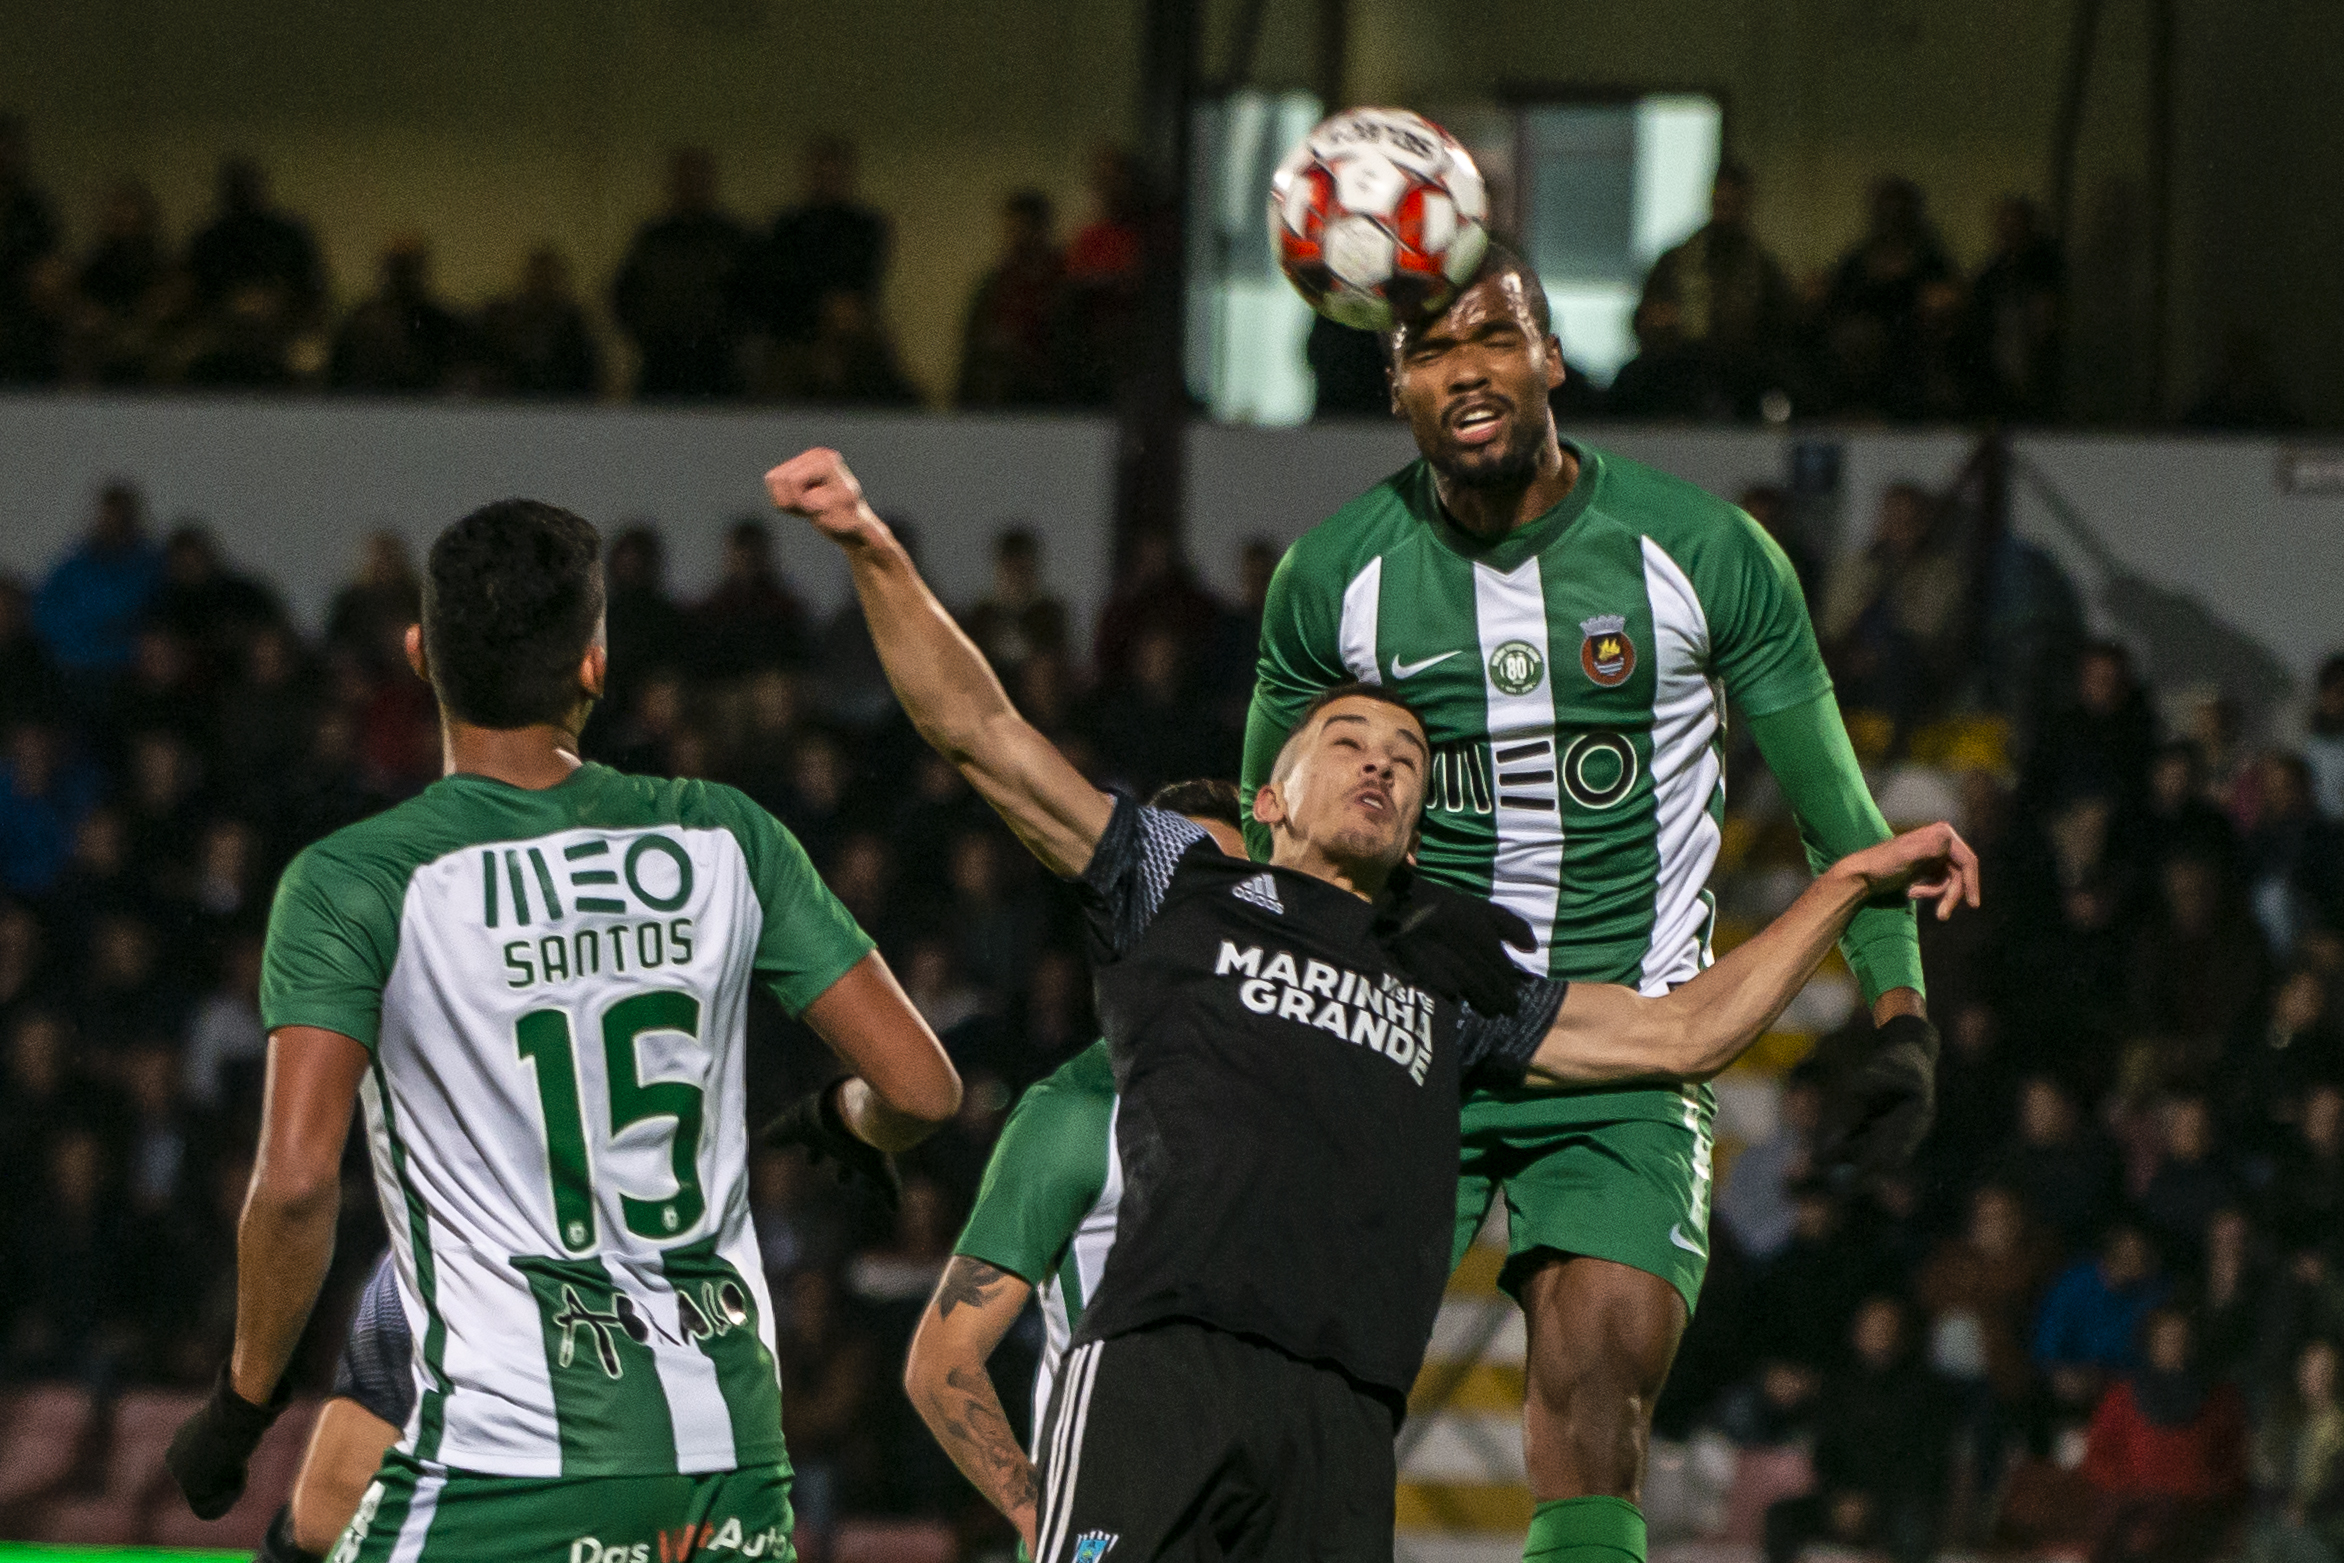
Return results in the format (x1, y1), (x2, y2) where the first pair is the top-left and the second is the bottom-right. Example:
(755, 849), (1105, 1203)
(421, 499), (603, 729)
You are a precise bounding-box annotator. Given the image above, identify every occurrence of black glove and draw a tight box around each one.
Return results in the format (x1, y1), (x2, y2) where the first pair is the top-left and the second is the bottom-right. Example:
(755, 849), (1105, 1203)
(1816, 1012), (1939, 1179)
(258, 1504), (324, 1563)
(1371, 873), (1537, 1017)
(168, 1361), (288, 1520)
(762, 1079), (901, 1211)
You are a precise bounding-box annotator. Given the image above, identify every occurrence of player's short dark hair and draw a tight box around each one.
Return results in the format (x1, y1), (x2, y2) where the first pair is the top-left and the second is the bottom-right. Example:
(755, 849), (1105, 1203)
(1148, 777), (1242, 828)
(1384, 237), (1552, 364)
(1270, 681), (1429, 783)
(422, 499), (603, 730)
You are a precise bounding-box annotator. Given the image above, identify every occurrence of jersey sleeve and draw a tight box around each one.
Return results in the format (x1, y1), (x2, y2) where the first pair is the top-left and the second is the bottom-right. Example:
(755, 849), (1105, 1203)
(1241, 536), (1355, 859)
(1079, 796), (1211, 960)
(1689, 509), (1835, 719)
(1454, 977), (1570, 1090)
(717, 789), (877, 1015)
(1746, 694), (1925, 1002)
(260, 841), (400, 1049)
(954, 1071), (1114, 1284)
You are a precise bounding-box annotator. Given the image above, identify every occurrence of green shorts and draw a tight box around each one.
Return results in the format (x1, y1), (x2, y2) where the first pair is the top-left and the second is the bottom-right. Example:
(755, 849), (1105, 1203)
(332, 1449), (795, 1563)
(1452, 1085), (1715, 1315)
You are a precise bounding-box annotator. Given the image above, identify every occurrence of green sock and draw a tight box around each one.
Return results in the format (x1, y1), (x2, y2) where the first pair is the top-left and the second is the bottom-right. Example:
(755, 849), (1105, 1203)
(1522, 1495), (1647, 1562)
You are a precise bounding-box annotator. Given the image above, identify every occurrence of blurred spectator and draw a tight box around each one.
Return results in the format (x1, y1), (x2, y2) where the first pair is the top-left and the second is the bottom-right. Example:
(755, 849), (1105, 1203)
(152, 522), (283, 679)
(1059, 146), (1148, 406)
(0, 720), (102, 895)
(2306, 654), (2344, 823)
(774, 1268), (882, 1530)
(1092, 527), (1220, 689)
(2247, 1337), (2344, 1563)
(597, 524), (689, 729)
(694, 518), (810, 679)
(2184, 325), (2304, 432)
(1201, 537), (1281, 719)
(34, 482), (163, 691)
(762, 136), (889, 349)
(2137, 1096), (2240, 1274)
(181, 155), (325, 386)
(2022, 640), (2160, 817)
(0, 577), (61, 731)
(1084, 626), (1226, 796)
(2191, 1207), (2272, 1390)
(1762, 1296), (1952, 1563)
(963, 526), (1069, 687)
(67, 179), (176, 387)
(2265, 1083), (2344, 1256)
(0, 113), (62, 385)
(847, 1174), (956, 1311)
(475, 245), (599, 397)
(2128, 855), (2267, 1054)
(1605, 295), (1729, 421)
(1819, 482), (1967, 725)
(2083, 1307), (2250, 1563)
(760, 288), (920, 406)
(1819, 176), (1953, 418)
(1918, 1183), (2060, 1414)
(5, 1126), (130, 1379)
(328, 236), (469, 394)
(324, 531), (422, 675)
(1717, 1067), (1823, 1263)
(957, 189), (1064, 407)
(2135, 740), (2242, 883)
(184, 930), (267, 1109)
(1750, 1181), (1892, 1371)
(2247, 753), (2344, 957)
(612, 147), (757, 399)
(1967, 194), (2065, 419)
(214, 625), (320, 822)
(2036, 1224), (2171, 1429)
(1739, 483), (1819, 606)
(1638, 162), (1795, 419)
(1306, 315), (1389, 417)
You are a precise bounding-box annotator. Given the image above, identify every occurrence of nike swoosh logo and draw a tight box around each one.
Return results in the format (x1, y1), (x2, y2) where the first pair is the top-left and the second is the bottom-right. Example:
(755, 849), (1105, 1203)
(1669, 1223), (1708, 1257)
(1390, 650), (1464, 680)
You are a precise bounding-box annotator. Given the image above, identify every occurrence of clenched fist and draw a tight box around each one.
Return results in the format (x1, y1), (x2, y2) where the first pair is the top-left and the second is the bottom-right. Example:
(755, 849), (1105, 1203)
(765, 448), (886, 546)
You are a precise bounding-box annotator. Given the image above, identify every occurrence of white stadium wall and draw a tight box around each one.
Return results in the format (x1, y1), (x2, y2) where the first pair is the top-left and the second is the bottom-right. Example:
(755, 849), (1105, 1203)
(2, 399), (2338, 722)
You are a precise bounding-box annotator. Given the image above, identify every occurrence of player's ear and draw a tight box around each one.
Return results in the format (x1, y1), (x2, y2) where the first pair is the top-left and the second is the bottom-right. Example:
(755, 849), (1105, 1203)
(403, 623), (428, 682)
(579, 642), (607, 701)
(1252, 781), (1288, 829)
(1542, 334), (1565, 392)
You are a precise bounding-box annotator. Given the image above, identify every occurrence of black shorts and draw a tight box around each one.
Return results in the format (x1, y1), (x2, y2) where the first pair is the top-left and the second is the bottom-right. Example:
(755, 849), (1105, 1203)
(1033, 1321), (1398, 1563)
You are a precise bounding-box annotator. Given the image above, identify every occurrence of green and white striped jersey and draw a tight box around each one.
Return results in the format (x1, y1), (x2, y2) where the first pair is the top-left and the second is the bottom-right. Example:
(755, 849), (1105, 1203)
(951, 1042), (1119, 1456)
(261, 763), (872, 1479)
(1243, 445), (1832, 1123)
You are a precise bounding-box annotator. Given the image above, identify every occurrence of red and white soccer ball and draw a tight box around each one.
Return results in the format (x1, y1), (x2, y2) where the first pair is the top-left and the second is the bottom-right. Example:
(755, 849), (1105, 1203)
(1269, 107), (1491, 332)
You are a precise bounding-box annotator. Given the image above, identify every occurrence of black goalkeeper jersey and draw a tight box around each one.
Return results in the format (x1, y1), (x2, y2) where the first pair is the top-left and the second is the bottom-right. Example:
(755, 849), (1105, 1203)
(1069, 798), (1565, 1400)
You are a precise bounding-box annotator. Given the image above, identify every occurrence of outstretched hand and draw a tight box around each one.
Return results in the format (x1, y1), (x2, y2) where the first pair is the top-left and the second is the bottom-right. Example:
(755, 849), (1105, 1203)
(1839, 821), (1981, 922)
(766, 447), (886, 547)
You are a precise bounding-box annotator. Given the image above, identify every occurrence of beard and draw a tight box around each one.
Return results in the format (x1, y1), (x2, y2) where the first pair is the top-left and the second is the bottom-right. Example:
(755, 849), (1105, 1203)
(1424, 407), (1547, 493)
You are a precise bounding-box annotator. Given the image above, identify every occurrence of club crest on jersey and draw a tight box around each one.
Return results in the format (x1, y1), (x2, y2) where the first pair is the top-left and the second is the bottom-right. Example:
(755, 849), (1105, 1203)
(1578, 615), (1635, 687)
(1072, 1533), (1119, 1563)
(1487, 639), (1545, 696)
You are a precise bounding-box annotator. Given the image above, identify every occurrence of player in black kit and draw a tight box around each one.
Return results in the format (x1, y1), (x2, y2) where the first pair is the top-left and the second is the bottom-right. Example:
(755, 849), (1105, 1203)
(766, 447), (1977, 1562)
(257, 1253), (412, 1562)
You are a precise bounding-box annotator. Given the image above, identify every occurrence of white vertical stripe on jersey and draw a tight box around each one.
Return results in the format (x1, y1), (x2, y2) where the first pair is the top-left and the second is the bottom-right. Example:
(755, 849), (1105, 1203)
(1337, 557), (1385, 684)
(385, 1469), (445, 1563)
(1638, 538), (1726, 995)
(1028, 1098), (1125, 1460)
(1472, 557), (1564, 972)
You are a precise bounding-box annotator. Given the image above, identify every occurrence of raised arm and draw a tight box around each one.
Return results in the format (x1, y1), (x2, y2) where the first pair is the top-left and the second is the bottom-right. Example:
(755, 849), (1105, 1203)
(767, 449), (1112, 877)
(1525, 822), (1977, 1087)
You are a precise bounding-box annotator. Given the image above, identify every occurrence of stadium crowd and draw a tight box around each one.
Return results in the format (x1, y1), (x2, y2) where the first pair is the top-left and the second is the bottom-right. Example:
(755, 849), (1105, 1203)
(0, 115), (2312, 429)
(2, 468), (2343, 1562)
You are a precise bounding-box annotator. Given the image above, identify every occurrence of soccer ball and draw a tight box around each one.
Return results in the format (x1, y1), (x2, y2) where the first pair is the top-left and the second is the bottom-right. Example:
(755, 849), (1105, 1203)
(1269, 107), (1491, 332)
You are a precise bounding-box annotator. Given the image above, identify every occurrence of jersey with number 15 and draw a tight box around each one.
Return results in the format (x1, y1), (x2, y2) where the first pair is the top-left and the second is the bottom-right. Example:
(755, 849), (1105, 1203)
(261, 763), (873, 1480)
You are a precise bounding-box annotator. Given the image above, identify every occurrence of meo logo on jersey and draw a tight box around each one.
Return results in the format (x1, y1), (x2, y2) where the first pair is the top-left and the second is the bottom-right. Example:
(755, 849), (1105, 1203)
(1072, 1533), (1119, 1563)
(1579, 614), (1635, 687)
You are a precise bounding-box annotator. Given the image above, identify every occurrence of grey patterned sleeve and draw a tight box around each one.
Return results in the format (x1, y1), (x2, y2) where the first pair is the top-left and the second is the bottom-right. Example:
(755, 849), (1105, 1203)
(1455, 977), (1570, 1089)
(1078, 795), (1213, 959)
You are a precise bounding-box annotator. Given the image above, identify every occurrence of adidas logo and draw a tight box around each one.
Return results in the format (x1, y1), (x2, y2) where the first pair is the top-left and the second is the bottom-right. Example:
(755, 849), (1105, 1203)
(1232, 873), (1284, 915)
